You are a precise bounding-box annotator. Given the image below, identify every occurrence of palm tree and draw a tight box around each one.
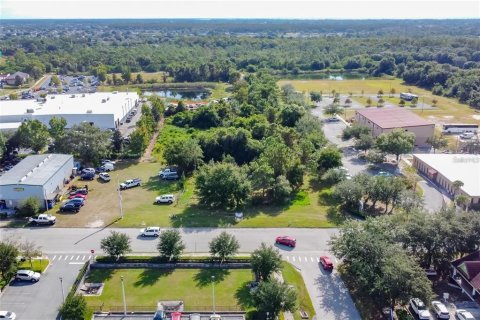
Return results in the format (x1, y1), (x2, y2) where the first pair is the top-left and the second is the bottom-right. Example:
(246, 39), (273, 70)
(377, 98), (385, 107)
(366, 97), (372, 107)
(452, 180), (464, 197)
(389, 88), (396, 97)
(455, 194), (471, 211)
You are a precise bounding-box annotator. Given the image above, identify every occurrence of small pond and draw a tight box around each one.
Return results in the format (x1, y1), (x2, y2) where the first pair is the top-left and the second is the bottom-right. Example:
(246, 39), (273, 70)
(280, 72), (367, 80)
(144, 89), (211, 100)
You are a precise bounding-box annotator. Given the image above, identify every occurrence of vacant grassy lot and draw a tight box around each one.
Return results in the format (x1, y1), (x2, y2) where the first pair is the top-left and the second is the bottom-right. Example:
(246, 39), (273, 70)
(50, 158), (340, 228)
(84, 268), (252, 311)
(280, 79), (480, 125)
(282, 262), (316, 320)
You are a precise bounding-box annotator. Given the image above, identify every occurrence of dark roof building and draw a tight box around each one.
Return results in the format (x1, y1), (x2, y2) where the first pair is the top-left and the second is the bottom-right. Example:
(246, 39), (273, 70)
(451, 251), (480, 302)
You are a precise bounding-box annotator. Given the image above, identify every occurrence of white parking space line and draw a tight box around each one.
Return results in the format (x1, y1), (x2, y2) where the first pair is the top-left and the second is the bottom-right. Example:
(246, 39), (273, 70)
(292, 256), (296, 262)
(58, 255), (63, 260)
(82, 256), (86, 260)
(298, 256), (302, 262)
(310, 257), (314, 262)
(52, 255), (57, 261)
(64, 255), (69, 261)
(69, 262), (85, 265)
(316, 257), (320, 262)
(70, 256), (74, 260)
(88, 255), (92, 260)
(286, 256), (290, 261)
(76, 255), (80, 260)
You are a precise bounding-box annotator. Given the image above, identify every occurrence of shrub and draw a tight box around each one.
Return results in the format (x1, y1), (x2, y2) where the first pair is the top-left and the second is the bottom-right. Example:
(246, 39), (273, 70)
(19, 197), (40, 217)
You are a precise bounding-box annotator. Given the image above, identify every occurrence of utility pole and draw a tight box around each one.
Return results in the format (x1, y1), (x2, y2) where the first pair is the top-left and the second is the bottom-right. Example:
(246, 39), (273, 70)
(121, 276), (127, 315)
(59, 277), (65, 303)
(117, 176), (124, 219)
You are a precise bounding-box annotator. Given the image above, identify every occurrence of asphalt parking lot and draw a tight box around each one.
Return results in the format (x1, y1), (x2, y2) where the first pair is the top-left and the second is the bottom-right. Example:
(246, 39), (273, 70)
(0, 256), (85, 319)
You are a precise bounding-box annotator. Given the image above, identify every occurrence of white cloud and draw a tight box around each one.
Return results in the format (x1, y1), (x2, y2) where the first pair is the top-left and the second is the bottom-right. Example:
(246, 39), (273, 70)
(1, 0), (479, 19)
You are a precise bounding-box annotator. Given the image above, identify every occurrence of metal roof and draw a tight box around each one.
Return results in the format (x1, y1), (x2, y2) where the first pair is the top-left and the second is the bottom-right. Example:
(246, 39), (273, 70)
(0, 154), (73, 186)
(413, 153), (480, 197)
(356, 107), (433, 129)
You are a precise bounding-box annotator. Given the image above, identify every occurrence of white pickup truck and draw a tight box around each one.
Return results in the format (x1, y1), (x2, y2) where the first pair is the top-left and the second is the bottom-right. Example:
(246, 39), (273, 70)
(29, 214), (56, 225)
(158, 168), (177, 178)
(119, 178), (142, 190)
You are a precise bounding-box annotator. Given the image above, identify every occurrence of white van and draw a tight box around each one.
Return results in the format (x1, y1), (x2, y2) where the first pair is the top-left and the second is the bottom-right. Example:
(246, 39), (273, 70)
(460, 132), (475, 139)
(100, 162), (114, 171)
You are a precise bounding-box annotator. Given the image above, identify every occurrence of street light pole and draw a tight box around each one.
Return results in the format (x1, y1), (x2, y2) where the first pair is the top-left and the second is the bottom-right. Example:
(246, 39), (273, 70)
(121, 276), (127, 316)
(60, 277), (65, 303)
(211, 275), (216, 314)
(117, 176), (124, 219)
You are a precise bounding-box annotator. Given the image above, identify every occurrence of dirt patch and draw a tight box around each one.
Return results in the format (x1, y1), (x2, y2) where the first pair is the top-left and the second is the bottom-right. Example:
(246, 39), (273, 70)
(86, 219), (104, 228)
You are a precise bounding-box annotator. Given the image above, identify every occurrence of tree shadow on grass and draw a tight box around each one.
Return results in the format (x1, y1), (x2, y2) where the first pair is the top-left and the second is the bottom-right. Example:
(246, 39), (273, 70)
(326, 207), (347, 225)
(133, 268), (174, 287)
(86, 269), (115, 283)
(235, 281), (254, 309)
(142, 176), (181, 194)
(318, 188), (338, 206)
(170, 205), (237, 228)
(193, 269), (230, 288)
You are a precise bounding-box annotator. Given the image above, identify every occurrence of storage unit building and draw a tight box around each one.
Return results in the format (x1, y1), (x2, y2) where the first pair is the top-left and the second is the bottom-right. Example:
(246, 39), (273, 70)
(0, 154), (74, 210)
(413, 153), (480, 207)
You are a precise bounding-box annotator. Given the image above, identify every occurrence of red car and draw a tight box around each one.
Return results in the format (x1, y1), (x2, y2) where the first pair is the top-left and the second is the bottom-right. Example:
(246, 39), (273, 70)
(319, 256), (334, 270)
(69, 194), (87, 200)
(275, 236), (296, 247)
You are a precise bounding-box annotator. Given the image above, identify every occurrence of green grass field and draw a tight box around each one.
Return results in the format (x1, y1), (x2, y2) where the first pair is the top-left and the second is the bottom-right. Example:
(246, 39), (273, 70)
(279, 78), (480, 125)
(84, 268), (253, 311)
(18, 258), (50, 273)
(282, 262), (316, 320)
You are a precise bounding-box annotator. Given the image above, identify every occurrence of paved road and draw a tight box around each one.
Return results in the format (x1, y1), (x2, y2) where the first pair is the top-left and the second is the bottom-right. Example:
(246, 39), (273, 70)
(311, 106), (369, 176)
(0, 228), (360, 320)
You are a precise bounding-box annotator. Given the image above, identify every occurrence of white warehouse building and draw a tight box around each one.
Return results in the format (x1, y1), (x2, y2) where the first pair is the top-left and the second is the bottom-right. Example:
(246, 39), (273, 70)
(0, 154), (74, 210)
(0, 91), (139, 130)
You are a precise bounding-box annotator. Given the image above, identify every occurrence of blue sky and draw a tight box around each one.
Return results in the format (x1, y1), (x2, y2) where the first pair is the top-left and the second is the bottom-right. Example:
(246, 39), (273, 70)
(1, 0), (479, 19)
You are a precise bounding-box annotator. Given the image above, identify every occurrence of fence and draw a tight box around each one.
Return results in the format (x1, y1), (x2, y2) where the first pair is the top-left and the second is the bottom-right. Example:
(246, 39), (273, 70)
(88, 305), (243, 313)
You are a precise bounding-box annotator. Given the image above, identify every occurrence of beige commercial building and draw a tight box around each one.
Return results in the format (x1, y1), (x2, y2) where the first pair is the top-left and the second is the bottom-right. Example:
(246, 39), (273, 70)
(413, 154), (480, 207)
(354, 108), (435, 146)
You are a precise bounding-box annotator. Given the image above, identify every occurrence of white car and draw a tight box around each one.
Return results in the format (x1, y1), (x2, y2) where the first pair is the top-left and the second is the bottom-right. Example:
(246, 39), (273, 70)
(99, 172), (111, 182)
(155, 194), (175, 204)
(0, 311), (16, 320)
(409, 298), (431, 320)
(140, 227), (160, 237)
(431, 301), (450, 319)
(15, 270), (41, 282)
(456, 309), (476, 320)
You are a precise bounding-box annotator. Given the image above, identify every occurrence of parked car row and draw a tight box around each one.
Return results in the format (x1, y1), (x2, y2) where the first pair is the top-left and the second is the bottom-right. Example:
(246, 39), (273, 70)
(409, 297), (475, 320)
(60, 187), (89, 213)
